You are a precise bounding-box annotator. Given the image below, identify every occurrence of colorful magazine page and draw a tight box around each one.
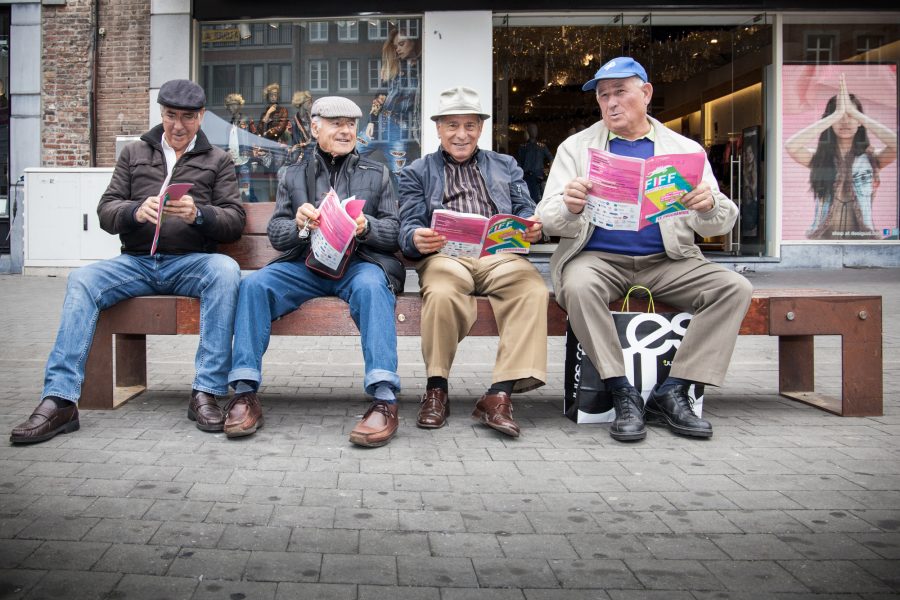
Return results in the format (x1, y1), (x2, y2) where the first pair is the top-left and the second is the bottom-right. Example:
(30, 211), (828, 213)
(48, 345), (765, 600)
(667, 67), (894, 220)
(149, 183), (193, 255)
(584, 149), (706, 231)
(430, 210), (536, 258)
(640, 152), (707, 225)
(309, 189), (361, 270)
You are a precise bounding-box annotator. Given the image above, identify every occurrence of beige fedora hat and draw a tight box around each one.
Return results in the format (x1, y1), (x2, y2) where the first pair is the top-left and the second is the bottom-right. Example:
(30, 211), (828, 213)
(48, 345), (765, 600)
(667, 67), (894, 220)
(430, 86), (491, 121)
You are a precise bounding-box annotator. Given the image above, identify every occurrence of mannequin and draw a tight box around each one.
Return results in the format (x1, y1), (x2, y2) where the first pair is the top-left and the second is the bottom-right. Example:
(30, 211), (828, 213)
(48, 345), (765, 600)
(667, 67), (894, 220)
(224, 92), (254, 201)
(289, 90), (313, 163)
(258, 83), (290, 143)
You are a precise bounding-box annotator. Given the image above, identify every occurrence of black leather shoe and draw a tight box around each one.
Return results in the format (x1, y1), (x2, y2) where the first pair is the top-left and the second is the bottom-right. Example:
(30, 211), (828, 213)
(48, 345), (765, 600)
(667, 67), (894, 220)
(645, 385), (712, 438)
(188, 390), (225, 432)
(10, 397), (80, 444)
(609, 386), (646, 442)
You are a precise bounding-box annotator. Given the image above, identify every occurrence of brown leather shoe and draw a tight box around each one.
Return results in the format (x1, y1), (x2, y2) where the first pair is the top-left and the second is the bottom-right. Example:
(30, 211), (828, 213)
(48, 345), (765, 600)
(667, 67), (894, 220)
(472, 392), (520, 438)
(188, 390), (225, 432)
(10, 397), (80, 444)
(224, 392), (263, 438)
(349, 401), (399, 447)
(417, 388), (449, 429)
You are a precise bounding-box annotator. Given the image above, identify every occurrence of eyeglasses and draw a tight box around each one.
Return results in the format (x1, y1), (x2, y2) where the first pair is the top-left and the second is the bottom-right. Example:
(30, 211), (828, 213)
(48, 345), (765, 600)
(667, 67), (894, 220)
(162, 111), (200, 124)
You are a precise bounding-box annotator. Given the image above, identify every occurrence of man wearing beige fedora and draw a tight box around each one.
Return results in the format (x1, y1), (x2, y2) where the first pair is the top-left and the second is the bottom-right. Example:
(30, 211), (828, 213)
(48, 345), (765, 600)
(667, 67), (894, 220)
(397, 86), (547, 438)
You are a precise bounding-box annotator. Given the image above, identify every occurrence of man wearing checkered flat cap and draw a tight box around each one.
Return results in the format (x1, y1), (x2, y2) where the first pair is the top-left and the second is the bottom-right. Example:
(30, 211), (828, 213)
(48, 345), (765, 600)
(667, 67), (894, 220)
(537, 57), (752, 442)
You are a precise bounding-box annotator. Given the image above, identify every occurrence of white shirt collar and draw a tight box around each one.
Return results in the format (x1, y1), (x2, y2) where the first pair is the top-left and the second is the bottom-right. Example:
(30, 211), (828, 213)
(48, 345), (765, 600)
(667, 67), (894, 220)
(161, 133), (197, 175)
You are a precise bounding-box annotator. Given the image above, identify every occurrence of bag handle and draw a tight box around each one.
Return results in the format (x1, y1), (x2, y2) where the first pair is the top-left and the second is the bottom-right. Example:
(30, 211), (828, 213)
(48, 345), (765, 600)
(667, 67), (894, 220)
(620, 285), (655, 313)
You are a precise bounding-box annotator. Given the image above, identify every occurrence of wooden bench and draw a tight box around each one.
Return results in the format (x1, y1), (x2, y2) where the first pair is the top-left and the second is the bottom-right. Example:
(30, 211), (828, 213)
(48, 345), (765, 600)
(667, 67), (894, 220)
(80, 203), (883, 418)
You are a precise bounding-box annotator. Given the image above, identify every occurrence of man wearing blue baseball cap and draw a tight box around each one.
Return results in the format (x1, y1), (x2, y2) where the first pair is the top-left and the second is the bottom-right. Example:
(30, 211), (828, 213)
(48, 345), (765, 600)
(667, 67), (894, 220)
(536, 57), (752, 442)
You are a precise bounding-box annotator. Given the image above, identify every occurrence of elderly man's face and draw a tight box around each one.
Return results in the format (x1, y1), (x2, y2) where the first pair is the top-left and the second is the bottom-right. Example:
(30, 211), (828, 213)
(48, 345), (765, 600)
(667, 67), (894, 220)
(312, 117), (358, 156)
(161, 106), (204, 154)
(595, 77), (653, 140)
(437, 114), (483, 162)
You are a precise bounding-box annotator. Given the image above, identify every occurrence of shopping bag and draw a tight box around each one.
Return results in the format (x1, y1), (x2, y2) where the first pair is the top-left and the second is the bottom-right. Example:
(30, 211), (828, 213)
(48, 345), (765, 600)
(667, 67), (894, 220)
(563, 286), (704, 423)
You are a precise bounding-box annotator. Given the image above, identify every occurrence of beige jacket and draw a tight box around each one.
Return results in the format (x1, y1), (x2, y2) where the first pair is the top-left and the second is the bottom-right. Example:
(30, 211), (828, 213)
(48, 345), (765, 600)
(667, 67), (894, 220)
(535, 116), (737, 292)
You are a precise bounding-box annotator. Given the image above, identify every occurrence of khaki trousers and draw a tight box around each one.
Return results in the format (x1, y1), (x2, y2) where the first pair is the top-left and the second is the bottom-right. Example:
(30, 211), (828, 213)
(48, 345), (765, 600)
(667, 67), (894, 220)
(556, 251), (752, 387)
(417, 254), (549, 393)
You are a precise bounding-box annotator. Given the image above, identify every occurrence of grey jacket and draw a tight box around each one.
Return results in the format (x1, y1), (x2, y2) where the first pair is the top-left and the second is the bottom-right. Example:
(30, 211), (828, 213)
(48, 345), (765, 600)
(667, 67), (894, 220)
(267, 150), (405, 293)
(397, 149), (534, 259)
(536, 116), (738, 293)
(97, 124), (245, 255)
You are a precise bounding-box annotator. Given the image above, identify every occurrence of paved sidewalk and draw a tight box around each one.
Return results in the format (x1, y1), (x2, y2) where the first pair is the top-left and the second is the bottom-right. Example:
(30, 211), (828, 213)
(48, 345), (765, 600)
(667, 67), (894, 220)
(0, 267), (898, 599)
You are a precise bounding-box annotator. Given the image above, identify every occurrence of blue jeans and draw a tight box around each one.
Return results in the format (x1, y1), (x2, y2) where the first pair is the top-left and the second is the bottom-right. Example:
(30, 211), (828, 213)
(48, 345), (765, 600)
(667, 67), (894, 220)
(228, 257), (400, 396)
(43, 253), (241, 404)
(356, 119), (417, 183)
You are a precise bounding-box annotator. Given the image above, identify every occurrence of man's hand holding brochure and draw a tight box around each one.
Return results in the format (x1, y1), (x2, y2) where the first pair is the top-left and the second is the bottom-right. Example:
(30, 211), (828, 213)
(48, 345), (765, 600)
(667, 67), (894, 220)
(305, 188), (366, 271)
(584, 148), (706, 231)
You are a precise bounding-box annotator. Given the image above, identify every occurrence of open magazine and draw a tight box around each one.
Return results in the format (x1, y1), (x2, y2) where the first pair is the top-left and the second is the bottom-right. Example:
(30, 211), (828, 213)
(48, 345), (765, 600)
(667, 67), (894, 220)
(584, 148), (706, 231)
(431, 210), (537, 258)
(149, 183), (193, 255)
(309, 188), (366, 270)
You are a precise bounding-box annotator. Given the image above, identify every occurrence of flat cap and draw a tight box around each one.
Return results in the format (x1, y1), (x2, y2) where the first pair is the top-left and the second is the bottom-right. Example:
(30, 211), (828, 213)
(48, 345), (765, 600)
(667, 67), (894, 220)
(157, 79), (206, 111)
(311, 96), (362, 119)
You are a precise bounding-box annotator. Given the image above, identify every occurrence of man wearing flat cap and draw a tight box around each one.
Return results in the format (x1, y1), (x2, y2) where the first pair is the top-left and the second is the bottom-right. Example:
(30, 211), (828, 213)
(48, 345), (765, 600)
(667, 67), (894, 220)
(398, 86), (547, 438)
(10, 79), (246, 444)
(226, 96), (404, 446)
(537, 57), (752, 442)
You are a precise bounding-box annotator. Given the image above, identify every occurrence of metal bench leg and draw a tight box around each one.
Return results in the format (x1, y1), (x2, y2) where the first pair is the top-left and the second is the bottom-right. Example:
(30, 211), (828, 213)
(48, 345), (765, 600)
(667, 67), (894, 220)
(114, 333), (149, 407)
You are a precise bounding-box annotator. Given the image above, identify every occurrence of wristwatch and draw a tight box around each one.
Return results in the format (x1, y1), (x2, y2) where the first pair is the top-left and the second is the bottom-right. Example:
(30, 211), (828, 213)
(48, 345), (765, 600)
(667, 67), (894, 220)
(356, 219), (371, 241)
(193, 207), (204, 226)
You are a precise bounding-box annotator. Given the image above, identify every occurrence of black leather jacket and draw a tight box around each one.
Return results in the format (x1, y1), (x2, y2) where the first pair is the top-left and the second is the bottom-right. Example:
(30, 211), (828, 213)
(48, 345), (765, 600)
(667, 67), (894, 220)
(268, 150), (404, 293)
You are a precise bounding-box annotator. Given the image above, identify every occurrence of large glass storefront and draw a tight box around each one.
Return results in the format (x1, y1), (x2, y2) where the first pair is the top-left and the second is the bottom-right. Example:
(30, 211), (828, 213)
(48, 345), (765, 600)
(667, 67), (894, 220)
(493, 13), (774, 257)
(198, 16), (422, 202)
(0, 7), (9, 255)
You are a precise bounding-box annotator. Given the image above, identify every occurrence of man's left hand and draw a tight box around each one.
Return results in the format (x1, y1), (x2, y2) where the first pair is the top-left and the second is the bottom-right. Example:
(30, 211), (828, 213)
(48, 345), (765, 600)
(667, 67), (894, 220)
(355, 215), (368, 237)
(523, 218), (543, 243)
(681, 182), (715, 214)
(163, 195), (198, 224)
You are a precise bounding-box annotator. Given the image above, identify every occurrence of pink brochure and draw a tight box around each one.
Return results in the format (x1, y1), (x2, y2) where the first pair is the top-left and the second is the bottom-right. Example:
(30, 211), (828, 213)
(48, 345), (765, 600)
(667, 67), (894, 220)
(431, 209), (536, 258)
(309, 189), (365, 270)
(149, 183), (193, 255)
(584, 149), (705, 231)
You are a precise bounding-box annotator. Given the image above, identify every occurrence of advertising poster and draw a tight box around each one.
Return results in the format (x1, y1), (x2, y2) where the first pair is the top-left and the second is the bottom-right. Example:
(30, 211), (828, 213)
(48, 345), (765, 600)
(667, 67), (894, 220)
(782, 63), (898, 241)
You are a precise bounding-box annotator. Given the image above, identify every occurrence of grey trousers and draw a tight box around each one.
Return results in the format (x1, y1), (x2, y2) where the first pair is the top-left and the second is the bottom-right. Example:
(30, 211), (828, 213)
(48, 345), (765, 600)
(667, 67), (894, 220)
(556, 251), (753, 387)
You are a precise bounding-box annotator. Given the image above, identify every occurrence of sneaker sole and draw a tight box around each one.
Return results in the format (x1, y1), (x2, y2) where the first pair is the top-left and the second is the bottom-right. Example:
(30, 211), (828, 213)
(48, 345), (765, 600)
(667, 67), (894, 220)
(10, 419), (80, 444)
(646, 410), (713, 438)
(187, 409), (225, 432)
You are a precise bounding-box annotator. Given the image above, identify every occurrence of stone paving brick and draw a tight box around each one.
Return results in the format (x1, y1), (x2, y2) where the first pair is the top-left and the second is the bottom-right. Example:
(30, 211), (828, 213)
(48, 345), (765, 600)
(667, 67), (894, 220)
(399, 508), (466, 533)
(779, 559), (894, 594)
(148, 521), (226, 548)
(274, 582), (355, 600)
(849, 532), (900, 559)
(17, 569), (120, 600)
(287, 526), (358, 554)
(421, 491), (485, 512)
(497, 533), (579, 559)
(243, 550), (322, 582)
(185, 482), (247, 503)
(320, 554), (396, 585)
(166, 547), (251, 581)
(143, 498), (214, 522)
(778, 532), (885, 560)
(191, 579), (278, 600)
(462, 511), (535, 534)
(20, 540), (109, 571)
(0, 539), (41, 569)
(547, 558), (641, 589)
(217, 523), (292, 552)
(359, 529), (429, 556)
(205, 501), (274, 526)
(473, 557), (560, 589)
(91, 543), (178, 575)
(397, 555), (478, 587)
(82, 517), (162, 544)
(0, 568), (44, 598)
(703, 559), (808, 592)
(302, 488), (363, 508)
(270, 505), (335, 529)
(361, 489), (422, 510)
(15, 515), (100, 541)
(111, 573), (199, 600)
(427, 532), (503, 558)
(625, 557), (724, 591)
(719, 510), (812, 534)
(358, 585), (442, 600)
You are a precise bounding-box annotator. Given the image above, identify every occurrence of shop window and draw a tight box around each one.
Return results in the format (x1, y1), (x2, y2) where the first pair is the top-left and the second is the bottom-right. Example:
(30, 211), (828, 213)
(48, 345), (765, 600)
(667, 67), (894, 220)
(309, 22), (329, 43)
(198, 16), (422, 202)
(309, 60), (329, 92)
(337, 21), (359, 42)
(856, 34), (884, 61)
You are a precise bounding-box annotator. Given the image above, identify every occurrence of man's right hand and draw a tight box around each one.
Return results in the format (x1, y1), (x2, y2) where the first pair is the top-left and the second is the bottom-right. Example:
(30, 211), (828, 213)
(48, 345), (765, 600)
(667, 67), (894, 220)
(295, 203), (321, 231)
(563, 177), (592, 215)
(413, 227), (446, 254)
(135, 196), (161, 225)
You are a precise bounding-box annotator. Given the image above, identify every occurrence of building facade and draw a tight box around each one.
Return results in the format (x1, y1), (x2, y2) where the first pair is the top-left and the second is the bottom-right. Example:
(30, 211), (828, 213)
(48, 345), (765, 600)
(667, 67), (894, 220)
(2, 0), (898, 271)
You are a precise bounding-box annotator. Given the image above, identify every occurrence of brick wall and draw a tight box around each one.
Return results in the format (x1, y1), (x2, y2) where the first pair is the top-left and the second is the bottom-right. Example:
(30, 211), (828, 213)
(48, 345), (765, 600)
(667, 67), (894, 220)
(42, 0), (150, 168)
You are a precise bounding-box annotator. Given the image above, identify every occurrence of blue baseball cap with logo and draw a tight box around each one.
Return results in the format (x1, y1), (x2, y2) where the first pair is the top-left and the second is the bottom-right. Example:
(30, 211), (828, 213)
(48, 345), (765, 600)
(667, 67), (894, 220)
(581, 57), (649, 91)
